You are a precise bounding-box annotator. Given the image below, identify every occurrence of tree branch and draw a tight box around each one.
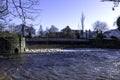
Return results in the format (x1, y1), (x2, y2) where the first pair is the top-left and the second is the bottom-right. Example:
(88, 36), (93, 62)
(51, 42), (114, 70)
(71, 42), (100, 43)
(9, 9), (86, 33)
(0, 0), (8, 13)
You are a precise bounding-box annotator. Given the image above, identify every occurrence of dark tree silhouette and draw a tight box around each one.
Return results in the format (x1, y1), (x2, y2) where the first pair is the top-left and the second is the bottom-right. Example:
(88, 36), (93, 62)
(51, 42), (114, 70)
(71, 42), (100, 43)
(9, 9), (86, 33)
(93, 21), (108, 33)
(38, 25), (44, 37)
(116, 16), (120, 30)
(0, 21), (6, 32)
(25, 25), (36, 38)
(13, 24), (35, 37)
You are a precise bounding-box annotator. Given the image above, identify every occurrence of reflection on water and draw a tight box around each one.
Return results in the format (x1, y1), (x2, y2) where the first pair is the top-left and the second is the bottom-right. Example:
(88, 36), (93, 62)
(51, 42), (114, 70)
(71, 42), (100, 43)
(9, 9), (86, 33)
(0, 48), (120, 80)
(0, 55), (25, 80)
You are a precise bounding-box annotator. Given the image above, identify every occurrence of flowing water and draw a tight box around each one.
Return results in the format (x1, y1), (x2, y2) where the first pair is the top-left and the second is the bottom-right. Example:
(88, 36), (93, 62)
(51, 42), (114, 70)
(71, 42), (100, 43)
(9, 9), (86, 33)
(0, 48), (120, 80)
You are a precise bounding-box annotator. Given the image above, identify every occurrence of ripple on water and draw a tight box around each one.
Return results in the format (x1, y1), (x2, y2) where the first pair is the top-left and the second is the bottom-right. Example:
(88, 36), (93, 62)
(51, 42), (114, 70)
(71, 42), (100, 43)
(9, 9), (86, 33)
(0, 48), (120, 79)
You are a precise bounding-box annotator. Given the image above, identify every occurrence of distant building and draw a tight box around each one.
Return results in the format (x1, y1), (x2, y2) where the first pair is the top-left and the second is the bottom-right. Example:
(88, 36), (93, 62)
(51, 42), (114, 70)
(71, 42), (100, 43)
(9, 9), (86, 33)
(61, 26), (76, 38)
(43, 26), (94, 39)
(71, 30), (81, 39)
(54, 32), (65, 38)
(104, 29), (120, 39)
(61, 26), (72, 32)
(90, 31), (98, 39)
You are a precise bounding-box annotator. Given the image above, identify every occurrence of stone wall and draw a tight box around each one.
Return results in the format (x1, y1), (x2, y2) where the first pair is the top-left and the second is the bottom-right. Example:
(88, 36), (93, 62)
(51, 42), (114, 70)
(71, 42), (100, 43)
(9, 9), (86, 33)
(20, 38), (26, 53)
(0, 37), (26, 55)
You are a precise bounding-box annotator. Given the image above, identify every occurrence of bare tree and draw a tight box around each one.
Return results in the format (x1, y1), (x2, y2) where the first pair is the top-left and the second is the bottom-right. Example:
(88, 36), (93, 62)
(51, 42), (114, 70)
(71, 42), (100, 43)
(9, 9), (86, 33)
(38, 25), (44, 37)
(93, 21), (108, 33)
(25, 24), (36, 38)
(0, 21), (6, 32)
(8, 23), (16, 33)
(0, 0), (41, 24)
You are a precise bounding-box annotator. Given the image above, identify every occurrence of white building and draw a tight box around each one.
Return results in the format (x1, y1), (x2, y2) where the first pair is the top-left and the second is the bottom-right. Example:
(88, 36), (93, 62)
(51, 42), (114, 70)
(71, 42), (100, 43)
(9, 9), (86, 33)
(104, 29), (120, 39)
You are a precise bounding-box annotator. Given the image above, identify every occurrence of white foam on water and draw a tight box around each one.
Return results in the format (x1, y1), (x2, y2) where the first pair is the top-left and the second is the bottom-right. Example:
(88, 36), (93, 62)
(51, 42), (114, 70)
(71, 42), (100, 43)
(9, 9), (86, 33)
(25, 48), (108, 53)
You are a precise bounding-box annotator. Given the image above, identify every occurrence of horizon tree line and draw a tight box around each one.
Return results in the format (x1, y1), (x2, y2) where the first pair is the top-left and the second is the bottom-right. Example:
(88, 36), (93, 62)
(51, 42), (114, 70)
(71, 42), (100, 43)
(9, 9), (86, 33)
(0, 20), (109, 39)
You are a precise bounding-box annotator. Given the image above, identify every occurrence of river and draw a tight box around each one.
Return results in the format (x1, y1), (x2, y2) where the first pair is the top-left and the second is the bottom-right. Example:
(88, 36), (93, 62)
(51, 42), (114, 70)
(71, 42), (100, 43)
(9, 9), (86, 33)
(0, 48), (120, 80)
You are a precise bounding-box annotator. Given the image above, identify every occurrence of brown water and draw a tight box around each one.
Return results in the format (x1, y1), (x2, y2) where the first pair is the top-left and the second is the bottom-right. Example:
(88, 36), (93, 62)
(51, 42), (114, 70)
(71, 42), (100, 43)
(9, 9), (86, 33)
(0, 48), (120, 80)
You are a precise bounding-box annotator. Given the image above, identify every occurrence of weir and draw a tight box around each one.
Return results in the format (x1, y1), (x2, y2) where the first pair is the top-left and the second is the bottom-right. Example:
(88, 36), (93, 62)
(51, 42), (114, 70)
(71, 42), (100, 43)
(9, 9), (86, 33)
(26, 38), (120, 49)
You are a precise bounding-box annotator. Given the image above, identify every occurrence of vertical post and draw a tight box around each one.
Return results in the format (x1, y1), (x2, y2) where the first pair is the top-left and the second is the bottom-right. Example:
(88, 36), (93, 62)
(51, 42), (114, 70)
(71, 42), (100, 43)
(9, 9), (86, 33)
(20, 24), (25, 53)
(85, 30), (87, 39)
(89, 29), (91, 39)
(21, 24), (25, 37)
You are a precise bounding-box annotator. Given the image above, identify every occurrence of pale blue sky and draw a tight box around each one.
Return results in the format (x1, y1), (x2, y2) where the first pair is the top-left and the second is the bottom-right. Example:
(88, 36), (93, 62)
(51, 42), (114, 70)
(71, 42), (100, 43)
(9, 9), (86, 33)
(13, 0), (120, 31)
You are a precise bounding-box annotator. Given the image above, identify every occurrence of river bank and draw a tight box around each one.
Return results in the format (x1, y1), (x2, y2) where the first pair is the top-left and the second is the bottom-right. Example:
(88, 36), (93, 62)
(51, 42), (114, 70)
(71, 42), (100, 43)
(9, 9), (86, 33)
(26, 38), (120, 49)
